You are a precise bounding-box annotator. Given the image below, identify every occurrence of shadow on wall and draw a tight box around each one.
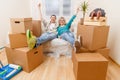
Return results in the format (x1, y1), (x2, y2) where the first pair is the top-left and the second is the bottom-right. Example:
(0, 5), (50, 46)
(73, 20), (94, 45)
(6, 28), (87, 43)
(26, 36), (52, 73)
(108, 29), (117, 58)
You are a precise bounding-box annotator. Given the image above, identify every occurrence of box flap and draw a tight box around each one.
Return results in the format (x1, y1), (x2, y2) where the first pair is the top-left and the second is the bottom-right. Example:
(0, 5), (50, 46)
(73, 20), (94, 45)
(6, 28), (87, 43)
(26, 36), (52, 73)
(84, 17), (107, 22)
(76, 53), (108, 62)
(10, 18), (32, 22)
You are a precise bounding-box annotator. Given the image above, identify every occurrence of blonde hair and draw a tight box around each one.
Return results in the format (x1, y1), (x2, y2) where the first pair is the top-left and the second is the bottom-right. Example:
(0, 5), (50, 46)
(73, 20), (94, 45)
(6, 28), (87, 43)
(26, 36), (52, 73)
(58, 17), (66, 26)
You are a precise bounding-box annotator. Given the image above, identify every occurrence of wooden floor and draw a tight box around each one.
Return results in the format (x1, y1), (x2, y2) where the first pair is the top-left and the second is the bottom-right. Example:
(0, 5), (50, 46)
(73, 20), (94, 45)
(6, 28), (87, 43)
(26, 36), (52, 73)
(0, 49), (120, 80)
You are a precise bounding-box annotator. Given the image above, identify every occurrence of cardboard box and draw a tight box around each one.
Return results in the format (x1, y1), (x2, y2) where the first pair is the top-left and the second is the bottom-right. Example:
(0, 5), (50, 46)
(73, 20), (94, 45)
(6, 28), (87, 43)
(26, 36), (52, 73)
(5, 45), (44, 73)
(76, 47), (110, 59)
(84, 17), (107, 22)
(96, 48), (110, 59)
(84, 21), (106, 26)
(9, 33), (28, 48)
(77, 47), (89, 53)
(32, 20), (42, 37)
(77, 25), (109, 51)
(72, 53), (108, 80)
(10, 18), (32, 33)
(84, 17), (107, 26)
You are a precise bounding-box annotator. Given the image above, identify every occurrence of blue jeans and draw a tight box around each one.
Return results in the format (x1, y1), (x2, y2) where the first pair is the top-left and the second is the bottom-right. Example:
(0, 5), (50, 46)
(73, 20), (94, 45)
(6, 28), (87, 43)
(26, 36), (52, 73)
(36, 32), (57, 47)
(60, 31), (75, 46)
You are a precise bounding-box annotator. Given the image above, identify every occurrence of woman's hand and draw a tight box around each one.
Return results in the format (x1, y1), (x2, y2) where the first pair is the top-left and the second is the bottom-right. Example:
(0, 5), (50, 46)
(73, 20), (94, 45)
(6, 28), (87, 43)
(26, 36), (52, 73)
(75, 7), (80, 15)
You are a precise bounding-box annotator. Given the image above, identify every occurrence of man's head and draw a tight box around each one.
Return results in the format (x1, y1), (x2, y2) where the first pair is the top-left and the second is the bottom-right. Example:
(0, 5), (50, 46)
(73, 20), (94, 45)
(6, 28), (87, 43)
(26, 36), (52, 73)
(50, 15), (56, 23)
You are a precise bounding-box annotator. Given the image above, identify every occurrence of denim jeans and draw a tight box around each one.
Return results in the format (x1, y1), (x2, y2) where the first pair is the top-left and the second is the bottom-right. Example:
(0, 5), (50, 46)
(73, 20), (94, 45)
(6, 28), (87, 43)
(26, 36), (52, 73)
(36, 32), (57, 47)
(60, 31), (75, 46)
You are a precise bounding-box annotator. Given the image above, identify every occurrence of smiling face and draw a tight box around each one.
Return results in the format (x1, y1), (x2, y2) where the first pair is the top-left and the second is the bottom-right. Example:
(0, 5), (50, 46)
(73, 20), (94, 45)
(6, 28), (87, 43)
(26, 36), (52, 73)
(50, 15), (56, 23)
(59, 17), (66, 26)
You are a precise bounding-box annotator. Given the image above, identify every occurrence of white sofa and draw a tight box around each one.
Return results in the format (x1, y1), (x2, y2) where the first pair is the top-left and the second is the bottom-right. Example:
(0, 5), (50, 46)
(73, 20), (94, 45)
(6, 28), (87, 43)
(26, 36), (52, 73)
(43, 38), (73, 58)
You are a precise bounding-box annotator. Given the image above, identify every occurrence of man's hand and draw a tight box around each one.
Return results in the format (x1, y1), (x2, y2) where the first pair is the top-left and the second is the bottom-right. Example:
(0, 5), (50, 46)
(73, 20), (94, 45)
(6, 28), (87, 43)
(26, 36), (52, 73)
(38, 3), (43, 20)
(77, 7), (80, 12)
(38, 3), (41, 8)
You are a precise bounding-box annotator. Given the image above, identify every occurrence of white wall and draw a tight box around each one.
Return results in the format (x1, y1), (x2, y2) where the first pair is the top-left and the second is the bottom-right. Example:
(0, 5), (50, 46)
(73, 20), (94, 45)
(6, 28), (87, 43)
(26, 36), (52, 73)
(104, 1), (120, 65)
(0, 0), (31, 47)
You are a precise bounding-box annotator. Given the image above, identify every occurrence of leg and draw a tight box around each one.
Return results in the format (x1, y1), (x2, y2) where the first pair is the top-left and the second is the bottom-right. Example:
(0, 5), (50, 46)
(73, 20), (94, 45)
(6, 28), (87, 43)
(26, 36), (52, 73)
(101, 9), (106, 17)
(26, 30), (37, 49)
(60, 32), (75, 46)
(36, 32), (57, 47)
(97, 10), (102, 19)
(67, 32), (75, 46)
(90, 11), (96, 19)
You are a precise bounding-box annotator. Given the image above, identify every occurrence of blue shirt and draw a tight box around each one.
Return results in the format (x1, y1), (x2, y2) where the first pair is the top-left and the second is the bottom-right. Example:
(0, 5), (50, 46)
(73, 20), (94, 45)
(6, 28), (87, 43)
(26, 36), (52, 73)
(57, 15), (76, 36)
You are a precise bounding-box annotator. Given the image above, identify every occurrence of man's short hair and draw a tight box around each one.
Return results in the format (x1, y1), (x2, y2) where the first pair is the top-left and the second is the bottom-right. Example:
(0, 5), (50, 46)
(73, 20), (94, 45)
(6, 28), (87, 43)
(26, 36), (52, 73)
(50, 15), (56, 19)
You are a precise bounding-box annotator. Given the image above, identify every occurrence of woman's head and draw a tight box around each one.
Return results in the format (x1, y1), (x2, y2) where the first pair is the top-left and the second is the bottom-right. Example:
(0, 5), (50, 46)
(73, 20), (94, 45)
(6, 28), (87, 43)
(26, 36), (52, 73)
(59, 17), (66, 26)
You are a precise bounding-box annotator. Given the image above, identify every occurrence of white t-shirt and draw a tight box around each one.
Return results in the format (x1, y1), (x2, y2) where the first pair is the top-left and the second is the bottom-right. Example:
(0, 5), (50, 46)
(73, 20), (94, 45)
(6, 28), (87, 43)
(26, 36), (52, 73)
(42, 19), (57, 33)
(48, 23), (56, 31)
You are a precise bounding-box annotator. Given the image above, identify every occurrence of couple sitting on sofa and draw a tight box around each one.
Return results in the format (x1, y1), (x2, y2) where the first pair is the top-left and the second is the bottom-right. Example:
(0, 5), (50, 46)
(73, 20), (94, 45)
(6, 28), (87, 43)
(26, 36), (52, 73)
(27, 3), (80, 49)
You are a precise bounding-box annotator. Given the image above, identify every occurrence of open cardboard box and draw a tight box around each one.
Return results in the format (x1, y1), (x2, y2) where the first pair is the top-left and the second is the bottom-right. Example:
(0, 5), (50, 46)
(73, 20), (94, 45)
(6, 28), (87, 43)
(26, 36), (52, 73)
(5, 45), (44, 73)
(76, 47), (110, 59)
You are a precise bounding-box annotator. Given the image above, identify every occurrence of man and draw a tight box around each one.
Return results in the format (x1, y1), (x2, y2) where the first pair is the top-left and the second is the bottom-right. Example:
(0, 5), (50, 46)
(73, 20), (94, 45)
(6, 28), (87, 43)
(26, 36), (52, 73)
(27, 3), (58, 49)
(89, 8), (106, 19)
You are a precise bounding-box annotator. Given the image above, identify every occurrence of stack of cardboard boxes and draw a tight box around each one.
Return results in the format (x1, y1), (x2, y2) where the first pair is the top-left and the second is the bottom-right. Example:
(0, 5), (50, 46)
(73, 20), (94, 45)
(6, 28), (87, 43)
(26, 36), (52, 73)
(9, 18), (32, 48)
(5, 18), (43, 73)
(76, 23), (110, 59)
(72, 22), (109, 80)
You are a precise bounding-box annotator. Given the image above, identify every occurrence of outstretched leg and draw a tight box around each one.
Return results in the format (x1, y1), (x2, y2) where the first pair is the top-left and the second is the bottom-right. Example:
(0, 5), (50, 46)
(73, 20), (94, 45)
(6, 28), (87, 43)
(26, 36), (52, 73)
(60, 32), (75, 46)
(26, 30), (37, 49)
(27, 30), (57, 49)
(96, 10), (102, 19)
(36, 32), (57, 47)
(90, 11), (96, 19)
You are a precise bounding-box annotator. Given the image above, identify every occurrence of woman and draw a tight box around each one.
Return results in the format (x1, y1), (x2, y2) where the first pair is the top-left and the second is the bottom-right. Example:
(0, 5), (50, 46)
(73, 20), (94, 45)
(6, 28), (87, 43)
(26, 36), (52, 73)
(57, 8), (80, 46)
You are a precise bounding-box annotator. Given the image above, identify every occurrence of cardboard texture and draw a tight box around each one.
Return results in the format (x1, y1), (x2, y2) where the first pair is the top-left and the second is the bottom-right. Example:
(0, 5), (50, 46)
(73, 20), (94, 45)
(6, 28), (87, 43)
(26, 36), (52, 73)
(32, 20), (42, 37)
(5, 45), (44, 73)
(72, 51), (78, 79)
(10, 18), (32, 33)
(72, 53), (108, 80)
(9, 33), (28, 48)
(84, 17), (107, 22)
(84, 21), (106, 26)
(77, 25), (109, 51)
(76, 47), (110, 59)
(76, 47), (89, 53)
(84, 17), (107, 26)
(96, 48), (110, 59)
